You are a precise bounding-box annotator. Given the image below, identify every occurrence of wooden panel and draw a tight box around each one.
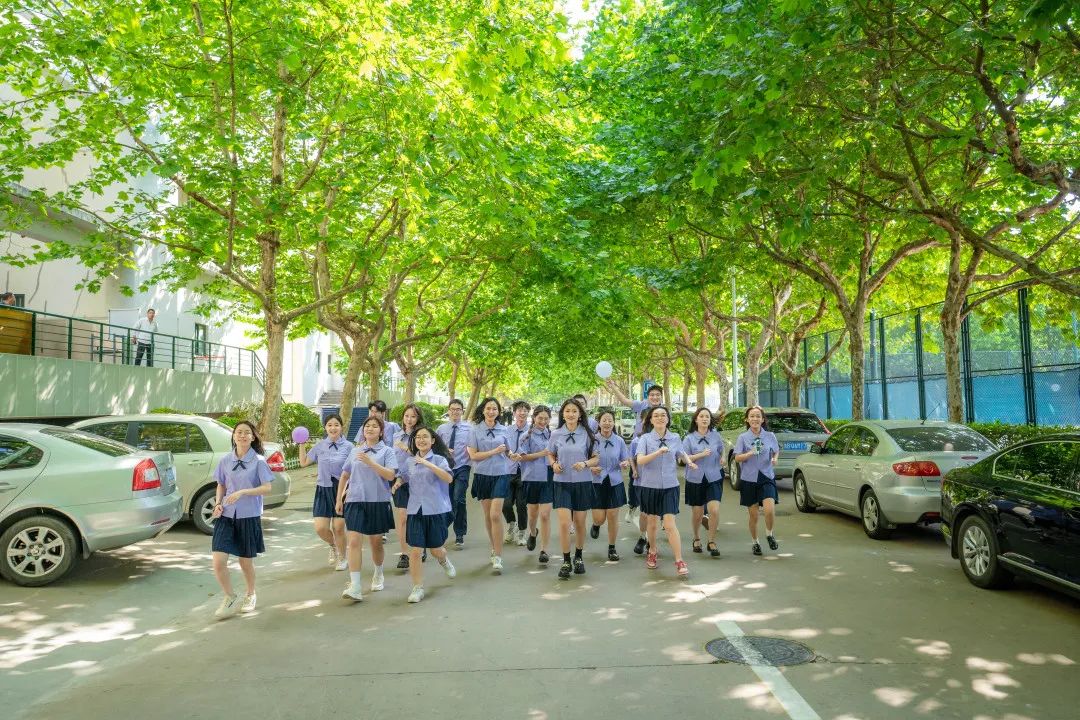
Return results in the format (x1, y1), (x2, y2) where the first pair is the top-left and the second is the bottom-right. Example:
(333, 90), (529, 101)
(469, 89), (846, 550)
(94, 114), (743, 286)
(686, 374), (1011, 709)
(0, 308), (32, 355)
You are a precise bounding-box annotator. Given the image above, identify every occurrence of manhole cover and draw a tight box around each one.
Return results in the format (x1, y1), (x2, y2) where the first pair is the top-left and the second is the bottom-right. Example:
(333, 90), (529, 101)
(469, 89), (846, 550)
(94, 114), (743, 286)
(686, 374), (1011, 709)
(705, 636), (816, 666)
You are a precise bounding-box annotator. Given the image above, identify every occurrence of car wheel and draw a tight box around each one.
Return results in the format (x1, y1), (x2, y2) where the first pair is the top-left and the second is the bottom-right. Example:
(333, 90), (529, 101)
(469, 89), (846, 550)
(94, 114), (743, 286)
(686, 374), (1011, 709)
(0, 516), (78, 587)
(192, 487), (217, 535)
(793, 473), (816, 513)
(860, 489), (892, 539)
(958, 514), (1013, 589)
(728, 456), (741, 490)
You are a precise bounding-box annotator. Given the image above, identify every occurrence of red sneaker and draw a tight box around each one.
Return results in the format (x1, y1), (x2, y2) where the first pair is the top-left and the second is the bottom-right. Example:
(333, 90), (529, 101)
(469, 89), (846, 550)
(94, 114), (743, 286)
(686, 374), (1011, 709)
(646, 552), (658, 569)
(675, 560), (689, 577)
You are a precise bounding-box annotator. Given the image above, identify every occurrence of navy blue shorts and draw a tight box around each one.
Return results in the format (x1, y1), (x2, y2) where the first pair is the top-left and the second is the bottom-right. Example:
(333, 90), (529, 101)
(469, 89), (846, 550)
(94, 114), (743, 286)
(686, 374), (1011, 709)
(685, 478), (723, 507)
(524, 479), (554, 505)
(640, 486), (680, 517)
(392, 482), (410, 509)
(343, 501), (395, 535)
(740, 472), (780, 507)
(211, 515), (265, 558)
(312, 479), (343, 518)
(472, 473), (510, 501)
(592, 477), (628, 510)
(554, 481), (593, 511)
(406, 510), (452, 549)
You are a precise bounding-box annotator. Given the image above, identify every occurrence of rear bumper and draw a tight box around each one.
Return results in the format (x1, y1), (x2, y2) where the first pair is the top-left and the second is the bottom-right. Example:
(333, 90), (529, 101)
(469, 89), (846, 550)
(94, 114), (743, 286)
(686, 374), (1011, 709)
(879, 486), (942, 524)
(82, 488), (184, 553)
(265, 472), (292, 509)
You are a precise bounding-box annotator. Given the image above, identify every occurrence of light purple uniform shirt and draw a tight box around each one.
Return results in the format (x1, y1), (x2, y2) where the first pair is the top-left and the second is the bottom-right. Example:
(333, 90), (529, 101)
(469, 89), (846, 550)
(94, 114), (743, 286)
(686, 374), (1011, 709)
(548, 425), (595, 484)
(468, 422), (512, 476)
(629, 436), (643, 486)
(631, 399), (662, 436)
(593, 432), (629, 486)
(683, 430), (725, 484)
(343, 442), (398, 503)
(306, 437), (354, 487)
(520, 428), (551, 483)
(401, 452), (453, 515)
(735, 429), (780, 482)
(436, 420), (473, 469)
(392, 428), (416, 472)
(214, 448), (273, 519)
(505, 421), (530, 474)
(636, 431), (685, 490)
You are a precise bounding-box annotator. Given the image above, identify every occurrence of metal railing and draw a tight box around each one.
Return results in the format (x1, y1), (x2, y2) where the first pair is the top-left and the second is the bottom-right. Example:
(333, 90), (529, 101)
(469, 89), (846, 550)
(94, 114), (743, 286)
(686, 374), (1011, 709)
(0, 306), (264, 384)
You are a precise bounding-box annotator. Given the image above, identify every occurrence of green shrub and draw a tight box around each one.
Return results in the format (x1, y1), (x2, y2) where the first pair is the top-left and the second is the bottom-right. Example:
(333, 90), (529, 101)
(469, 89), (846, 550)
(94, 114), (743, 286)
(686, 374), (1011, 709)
(227, 401), (263, 426)
(150, 407), (190, 414)
(817, 417), (1074, 448)
(389, 401), (447, 426)
(823, 419), (850, 431)
(278, 403), (322, 451)
(216, 415), (240, 428)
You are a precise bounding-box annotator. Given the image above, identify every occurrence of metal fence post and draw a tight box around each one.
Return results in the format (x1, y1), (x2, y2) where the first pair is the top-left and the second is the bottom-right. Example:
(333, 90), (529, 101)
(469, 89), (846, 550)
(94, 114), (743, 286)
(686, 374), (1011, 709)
(66, 317), (72, 360)
(802, 338), (809, 407)
(29, 311), (37, 356)
(1018, 288), (1037, 425)
(915, 310), (926, 420)
(961, 302), (975, 423)
(97, 322), (103, 362)
(768, 348), (776, 406)
(879, 316), (888, 419)
(823, 332), (832, 419)
(171, 336), (176, 369)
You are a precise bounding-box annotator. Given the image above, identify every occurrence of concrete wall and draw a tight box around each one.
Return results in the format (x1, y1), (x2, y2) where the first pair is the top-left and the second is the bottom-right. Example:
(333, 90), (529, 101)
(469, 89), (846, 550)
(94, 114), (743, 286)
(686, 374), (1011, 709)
(0, 354), (263, 420)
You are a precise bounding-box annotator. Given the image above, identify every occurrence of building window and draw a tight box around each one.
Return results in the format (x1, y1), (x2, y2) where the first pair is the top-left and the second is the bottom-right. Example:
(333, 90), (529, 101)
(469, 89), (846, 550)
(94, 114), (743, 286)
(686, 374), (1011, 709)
(315, 351), (321, 373)
(327, 352), (332, 375)
(193, 323), (208, 355)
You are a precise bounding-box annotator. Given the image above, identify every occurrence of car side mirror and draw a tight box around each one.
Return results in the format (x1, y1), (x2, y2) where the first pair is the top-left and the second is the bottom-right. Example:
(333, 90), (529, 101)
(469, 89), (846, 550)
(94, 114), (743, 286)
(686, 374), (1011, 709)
(811, 443), (823, 454)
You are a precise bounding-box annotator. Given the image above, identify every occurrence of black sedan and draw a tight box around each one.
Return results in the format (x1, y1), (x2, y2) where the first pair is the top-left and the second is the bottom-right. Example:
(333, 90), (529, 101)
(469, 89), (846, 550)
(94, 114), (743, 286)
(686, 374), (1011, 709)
(941, 433), (1080, 596)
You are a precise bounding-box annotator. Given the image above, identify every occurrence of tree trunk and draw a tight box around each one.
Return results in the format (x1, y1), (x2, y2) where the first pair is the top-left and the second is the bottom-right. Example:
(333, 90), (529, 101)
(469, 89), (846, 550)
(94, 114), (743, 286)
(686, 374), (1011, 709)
(258, 317), (287, 441)
(466, 375), (485, 417)
(661, 363), (671, 404)
(787, 374), (804, 407)
(680, 370), (690, 411)
(847, 316), (866, 420)
(693, 360), (707, 409)
(743, 354), (761, 408)
(402, 366), (417, 405)
(367, 361), (381, 402)
(338, 345), (365, 438)
(940, 306), (964, 423)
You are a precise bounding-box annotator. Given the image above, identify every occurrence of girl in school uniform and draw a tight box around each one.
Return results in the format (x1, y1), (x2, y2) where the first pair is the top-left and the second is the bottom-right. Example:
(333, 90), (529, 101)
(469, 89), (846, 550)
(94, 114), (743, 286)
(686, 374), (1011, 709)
(733, 405), (781, 556)
(210, 421), (274, 619)
(392, 426), (458, 603)
(549, 398), (599, 580)
(682, 408), (725, 558)
(636, 406), (690, 577)
(392, 404), (425, 570)
(336, 416), (398, 601)
(590, 409), (630, 561)
(511, 405), (555, 564)
(298, 414), (353, 571)
(467, 397), (512, 574)
(629, 407), (651, 556)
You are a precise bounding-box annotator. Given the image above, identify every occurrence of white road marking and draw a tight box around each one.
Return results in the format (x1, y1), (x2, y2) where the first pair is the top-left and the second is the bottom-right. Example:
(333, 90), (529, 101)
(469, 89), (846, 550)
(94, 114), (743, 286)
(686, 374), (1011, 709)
(714, 620), (822, 720)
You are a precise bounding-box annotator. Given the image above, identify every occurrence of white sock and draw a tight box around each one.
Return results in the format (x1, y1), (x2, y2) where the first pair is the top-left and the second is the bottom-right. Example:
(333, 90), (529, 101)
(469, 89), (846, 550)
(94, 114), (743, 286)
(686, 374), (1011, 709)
(350, 571), (361, 586)
(373, 564), (383, 575)
(767, 531), (774, 538)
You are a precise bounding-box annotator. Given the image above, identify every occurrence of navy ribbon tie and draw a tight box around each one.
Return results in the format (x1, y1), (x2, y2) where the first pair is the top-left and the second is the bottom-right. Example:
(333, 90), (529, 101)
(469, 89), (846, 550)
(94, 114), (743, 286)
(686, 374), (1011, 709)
(486, 428), (497, 439)
(699, 437), (709, 447)
(566, 432), (576, 444)
(232, 460), (247, 471)
(604, 440), (614, 448)
(659, 437), (668, 448)
(364, 447), (377, 454)
(329, 442), (339, 450)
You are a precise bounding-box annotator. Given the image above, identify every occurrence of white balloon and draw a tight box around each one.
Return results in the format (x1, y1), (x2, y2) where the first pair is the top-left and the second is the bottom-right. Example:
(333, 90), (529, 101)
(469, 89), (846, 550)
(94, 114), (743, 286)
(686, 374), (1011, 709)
(595, 360), (613, 379)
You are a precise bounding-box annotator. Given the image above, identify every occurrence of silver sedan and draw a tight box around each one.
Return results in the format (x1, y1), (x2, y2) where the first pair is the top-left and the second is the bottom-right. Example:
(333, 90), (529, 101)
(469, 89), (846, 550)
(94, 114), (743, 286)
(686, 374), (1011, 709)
(0, 424), (182, 586)
(792, 420), (996, 539)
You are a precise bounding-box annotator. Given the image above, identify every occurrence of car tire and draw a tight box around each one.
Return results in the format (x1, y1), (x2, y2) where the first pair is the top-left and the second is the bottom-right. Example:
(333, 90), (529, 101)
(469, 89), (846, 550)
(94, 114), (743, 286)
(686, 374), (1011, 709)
(860, 488), (892, 540)
(0, 516), (79, 587)
(793, 473), (816, 513)
(192, 486), (218, 535)
(957, 514), (1013, 589)
(728, 456), (741, 490)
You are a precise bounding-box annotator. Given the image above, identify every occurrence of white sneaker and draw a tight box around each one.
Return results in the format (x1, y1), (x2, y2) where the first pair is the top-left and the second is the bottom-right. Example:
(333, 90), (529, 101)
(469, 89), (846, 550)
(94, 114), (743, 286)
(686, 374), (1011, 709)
(342, 583), (363, 602)
(407, 585), (425, 603)
(441, 558), (457, 578)
(371, 570), (385, 592)
(517, 530), (527, 546)
(240, 593), (257, 613)
(214, 594), (240, 620)
(569, 523), (575, 535)
(335, 558), (348, 571)
(504, 526), (516, 543)
(491, 555), (503, 574)
(328, 546), (338, 567)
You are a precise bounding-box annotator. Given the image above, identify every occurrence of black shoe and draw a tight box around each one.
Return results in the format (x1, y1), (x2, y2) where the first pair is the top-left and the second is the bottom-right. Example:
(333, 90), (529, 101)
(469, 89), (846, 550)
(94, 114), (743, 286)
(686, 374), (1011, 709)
(608, 548), (620, 562)
(707, 542), (720, 558)
(590, 525), (600, 539)
(558, 561), (572, 579)
(422, 549), (428, 562)
(527, 531), (537, 551)
(692, 538), (703, 554)
(752, 543), (762, 556)
(538, 550), (550, 564)
(573, 557), (586, 574)
(767, 535), (778, 551)
(396, 553), (409, 570)
(633, 537), (647, 555)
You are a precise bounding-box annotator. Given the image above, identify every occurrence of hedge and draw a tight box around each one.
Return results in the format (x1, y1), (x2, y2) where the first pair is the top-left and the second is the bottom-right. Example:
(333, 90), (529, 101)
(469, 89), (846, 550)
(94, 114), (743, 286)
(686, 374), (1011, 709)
(819, 418), (1076, 447)
(389, 401), (447, 427)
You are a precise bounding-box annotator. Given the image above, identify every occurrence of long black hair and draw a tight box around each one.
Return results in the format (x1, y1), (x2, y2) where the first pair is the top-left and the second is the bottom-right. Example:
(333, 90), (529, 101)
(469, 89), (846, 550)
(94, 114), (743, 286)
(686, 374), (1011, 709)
(642, 405), (672, 436)
(524, 405), (552, 442)
(557, 397), (598, 456)
(400, 403), (426, 433)
(409, 425), (455, 469)
(743, 405), (769, 430)
(689, 407), (715, 434)
(231, 420), (265, 457)
(472, 396), (502, 424)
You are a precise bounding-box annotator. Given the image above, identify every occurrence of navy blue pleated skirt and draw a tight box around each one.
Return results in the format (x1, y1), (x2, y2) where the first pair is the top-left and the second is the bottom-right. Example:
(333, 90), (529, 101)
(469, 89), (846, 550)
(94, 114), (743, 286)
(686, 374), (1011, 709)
(406, 510), (452, 549)
(640, 486), (680, 516)
(472, 473), (510, 501)
(313, 479), (343, 518)
(685, 478), (724, 507)
(524, 479), (554, 505)
(592, 477), (628, 510)
(554, 481), (593, 511)
(344, 501), (395, 535)
(212, 515), (265, 558)
(393, 482), (410, 509)
(740, 472), (780, 508)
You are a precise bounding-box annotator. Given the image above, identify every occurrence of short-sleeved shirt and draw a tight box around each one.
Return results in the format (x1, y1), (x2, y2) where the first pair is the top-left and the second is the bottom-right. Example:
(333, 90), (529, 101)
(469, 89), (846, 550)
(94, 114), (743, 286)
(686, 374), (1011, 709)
(343, 442), (397, 502)
(629, 436), (642, 485)
(468, 422), (511, 475)
(392, 429), (415, 472)
(519, 428), (551, 483)
(636, 431), (684, 489)
(214, 448), (273, 519)
(306, 437), (355, 487)
(631, 399), (662, 436)
(401, 452), (452, 515)
(505, 422), (530, 474)
(734, 430), (780, 482)
(436, 420), (473, 469)
(683, 430), (725, 484)
(354, 420), (400, 446)
(593, 432), (629, 485)
(548, 426), (596, 484)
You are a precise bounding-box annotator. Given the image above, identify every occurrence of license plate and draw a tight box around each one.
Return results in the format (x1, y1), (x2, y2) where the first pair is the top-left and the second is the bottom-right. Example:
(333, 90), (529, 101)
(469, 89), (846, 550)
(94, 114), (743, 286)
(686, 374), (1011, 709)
(783, 442), (808, 451)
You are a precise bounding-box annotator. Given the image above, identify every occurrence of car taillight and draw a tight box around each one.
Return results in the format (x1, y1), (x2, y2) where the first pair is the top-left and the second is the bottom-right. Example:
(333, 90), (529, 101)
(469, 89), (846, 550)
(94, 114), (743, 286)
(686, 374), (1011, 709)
(267, 450), (285, 472)
(892, 461), (941, 477)
(133, 458), (162, 491)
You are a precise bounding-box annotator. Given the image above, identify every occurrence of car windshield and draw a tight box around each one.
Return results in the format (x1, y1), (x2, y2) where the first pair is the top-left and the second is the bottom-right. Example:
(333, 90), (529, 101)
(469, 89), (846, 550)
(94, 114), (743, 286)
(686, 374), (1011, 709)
(766, 414), (825, 433)
(886, 426), (995, 452)
(40, 427), (133, 457)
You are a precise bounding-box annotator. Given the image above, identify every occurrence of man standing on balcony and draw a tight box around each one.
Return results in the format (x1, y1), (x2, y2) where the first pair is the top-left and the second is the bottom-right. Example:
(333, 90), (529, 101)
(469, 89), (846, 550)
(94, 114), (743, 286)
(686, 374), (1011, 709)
(133, 308), (158, 367)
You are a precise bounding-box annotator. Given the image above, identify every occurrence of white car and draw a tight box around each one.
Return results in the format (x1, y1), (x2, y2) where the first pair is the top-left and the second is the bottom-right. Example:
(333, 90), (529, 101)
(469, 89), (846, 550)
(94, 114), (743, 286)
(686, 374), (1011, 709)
(71, 414), (291, 534)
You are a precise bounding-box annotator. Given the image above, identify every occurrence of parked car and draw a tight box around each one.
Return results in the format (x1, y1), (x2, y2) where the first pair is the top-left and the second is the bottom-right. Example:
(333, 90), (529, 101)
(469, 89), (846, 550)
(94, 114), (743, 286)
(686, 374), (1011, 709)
(0, 424), (182, 586)
(71, 414), (291, 534)
(792, 420), (996, 539)
(941, 434), (1080, 595)
(719, 407), (831, 488)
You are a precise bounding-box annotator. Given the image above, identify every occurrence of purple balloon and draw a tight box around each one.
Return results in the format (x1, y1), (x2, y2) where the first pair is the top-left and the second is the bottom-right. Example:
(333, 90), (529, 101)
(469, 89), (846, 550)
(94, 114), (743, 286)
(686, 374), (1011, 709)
(291, 426), (310, 444)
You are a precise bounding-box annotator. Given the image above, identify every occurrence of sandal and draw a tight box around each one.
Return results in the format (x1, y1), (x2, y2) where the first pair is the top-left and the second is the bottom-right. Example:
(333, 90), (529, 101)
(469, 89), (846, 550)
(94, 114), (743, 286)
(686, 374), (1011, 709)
(692, 538), (703, 553)
(707, 542), (720, 558)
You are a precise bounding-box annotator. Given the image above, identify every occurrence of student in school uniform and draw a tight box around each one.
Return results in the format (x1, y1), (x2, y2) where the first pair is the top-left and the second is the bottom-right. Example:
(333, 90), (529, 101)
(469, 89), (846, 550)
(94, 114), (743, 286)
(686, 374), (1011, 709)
(682, 408), (725, 558)
(511, 405), (554, 564)
(636, 405), (691, 577)
(572, 394), (600, 432)
(392, 426), (458, 603)
(298, 414), (353, 572)
(467, 397), (512, 574)
(354, 399), (401, 446)
(733, 405), (781, 556)
(436, 399), (473, 549)
(629, 407), (651, 555)
(590, 409), (631, 561)
(210, 421), (274, 619)
(502, 400), (531, 547)
(392, 404), (425, 570)
(549, 398), (600, 579)
(336, 416), (398, 602)
(603, 381), (665, 438)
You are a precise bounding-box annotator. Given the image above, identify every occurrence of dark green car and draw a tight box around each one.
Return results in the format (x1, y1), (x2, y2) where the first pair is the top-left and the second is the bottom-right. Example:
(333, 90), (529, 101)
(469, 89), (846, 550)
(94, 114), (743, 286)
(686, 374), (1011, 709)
(940, 434), (1080, 596)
